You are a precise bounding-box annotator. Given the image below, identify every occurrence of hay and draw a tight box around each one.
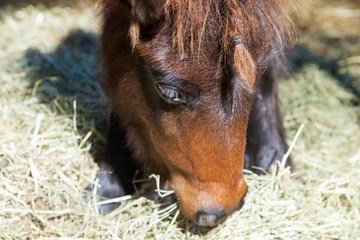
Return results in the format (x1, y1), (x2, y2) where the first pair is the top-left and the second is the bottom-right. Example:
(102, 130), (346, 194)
(0, 1), (359, 239)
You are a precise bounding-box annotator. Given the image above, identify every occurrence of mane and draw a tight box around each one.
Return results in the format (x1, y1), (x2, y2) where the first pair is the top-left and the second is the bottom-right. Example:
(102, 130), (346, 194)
(163, 0), (297, 60)
(97, 0), (299, 64)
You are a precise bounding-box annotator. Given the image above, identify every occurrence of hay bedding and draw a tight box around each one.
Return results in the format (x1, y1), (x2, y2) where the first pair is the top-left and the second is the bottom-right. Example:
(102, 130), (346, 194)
(0, 1), (359, 239)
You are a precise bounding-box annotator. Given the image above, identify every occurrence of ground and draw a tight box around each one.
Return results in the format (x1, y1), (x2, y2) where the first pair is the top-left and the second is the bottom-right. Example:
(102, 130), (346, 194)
(0, 1), (359, 239)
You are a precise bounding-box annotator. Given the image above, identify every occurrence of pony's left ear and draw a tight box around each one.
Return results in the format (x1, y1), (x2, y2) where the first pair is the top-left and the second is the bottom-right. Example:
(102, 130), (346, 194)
(233, 39), (256, 91)
(124, 0), (164, 25)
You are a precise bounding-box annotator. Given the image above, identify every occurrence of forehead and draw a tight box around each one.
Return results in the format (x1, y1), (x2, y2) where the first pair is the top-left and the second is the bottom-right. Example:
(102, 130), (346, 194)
(137, 32), (224, 86)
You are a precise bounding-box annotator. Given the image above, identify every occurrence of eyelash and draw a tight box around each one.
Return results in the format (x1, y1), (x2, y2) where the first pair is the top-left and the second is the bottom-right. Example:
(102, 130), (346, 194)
(155, 83), (187, 105)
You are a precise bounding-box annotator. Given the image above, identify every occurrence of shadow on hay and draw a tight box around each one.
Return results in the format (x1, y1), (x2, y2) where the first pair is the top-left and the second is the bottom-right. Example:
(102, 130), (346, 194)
(23, 29), (107, 160)
(288, 44), (360, 100)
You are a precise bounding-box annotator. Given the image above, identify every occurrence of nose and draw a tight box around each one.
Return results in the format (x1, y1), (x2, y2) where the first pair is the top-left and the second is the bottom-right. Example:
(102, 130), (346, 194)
(194, 191), (247, 227)
(171, 174), (248, 226)
(195, 208), (225, 227)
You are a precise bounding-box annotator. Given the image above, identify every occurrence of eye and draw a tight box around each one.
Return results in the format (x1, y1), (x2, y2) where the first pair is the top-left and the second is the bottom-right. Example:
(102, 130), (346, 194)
(155, 83), (187, 105)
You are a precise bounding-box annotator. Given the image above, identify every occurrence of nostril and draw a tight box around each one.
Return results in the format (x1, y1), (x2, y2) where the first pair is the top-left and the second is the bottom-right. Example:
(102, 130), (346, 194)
(238, 197), (245, 210)
(171, 193), (179, 202)
(238, 186), (248, 210)
(195, 208), (225, 227)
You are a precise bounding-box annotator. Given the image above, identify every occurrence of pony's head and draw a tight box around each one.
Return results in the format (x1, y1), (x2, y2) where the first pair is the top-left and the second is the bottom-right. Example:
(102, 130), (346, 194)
(100, 0), (294, 226)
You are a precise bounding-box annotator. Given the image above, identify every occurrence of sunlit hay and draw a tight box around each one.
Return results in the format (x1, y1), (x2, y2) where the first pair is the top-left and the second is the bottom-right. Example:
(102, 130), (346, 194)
(1, 1), (360, 239)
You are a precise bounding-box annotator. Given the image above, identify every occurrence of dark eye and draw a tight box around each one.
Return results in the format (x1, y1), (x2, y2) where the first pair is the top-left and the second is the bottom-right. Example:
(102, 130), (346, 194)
(155, 83), (187, 105)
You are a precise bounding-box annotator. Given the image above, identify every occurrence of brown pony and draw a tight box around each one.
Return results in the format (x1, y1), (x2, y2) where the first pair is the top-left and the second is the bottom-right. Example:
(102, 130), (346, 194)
(93, 0), (296, 227)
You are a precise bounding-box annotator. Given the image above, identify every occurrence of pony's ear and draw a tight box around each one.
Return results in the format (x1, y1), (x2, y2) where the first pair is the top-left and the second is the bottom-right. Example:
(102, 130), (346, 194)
(119, 0), (164, 48)
(233, 42), (256, 90)
(123, 0), (164, 25)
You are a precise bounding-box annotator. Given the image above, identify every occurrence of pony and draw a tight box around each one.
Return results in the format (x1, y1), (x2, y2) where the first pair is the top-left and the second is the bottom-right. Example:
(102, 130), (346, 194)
(93, 0), (296, 227)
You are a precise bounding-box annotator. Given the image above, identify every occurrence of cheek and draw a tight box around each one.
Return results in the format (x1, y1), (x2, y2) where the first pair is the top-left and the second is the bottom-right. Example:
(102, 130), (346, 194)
(148, 110), (196, 153)
(157, 113), (182, 137)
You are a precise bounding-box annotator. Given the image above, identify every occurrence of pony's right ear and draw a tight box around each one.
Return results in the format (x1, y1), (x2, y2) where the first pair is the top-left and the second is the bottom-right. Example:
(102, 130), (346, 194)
(118, 0), (164, 48)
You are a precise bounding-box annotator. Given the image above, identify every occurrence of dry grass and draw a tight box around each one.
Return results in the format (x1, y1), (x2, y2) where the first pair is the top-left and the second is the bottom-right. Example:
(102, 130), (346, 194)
(0, 1), (359, 239)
